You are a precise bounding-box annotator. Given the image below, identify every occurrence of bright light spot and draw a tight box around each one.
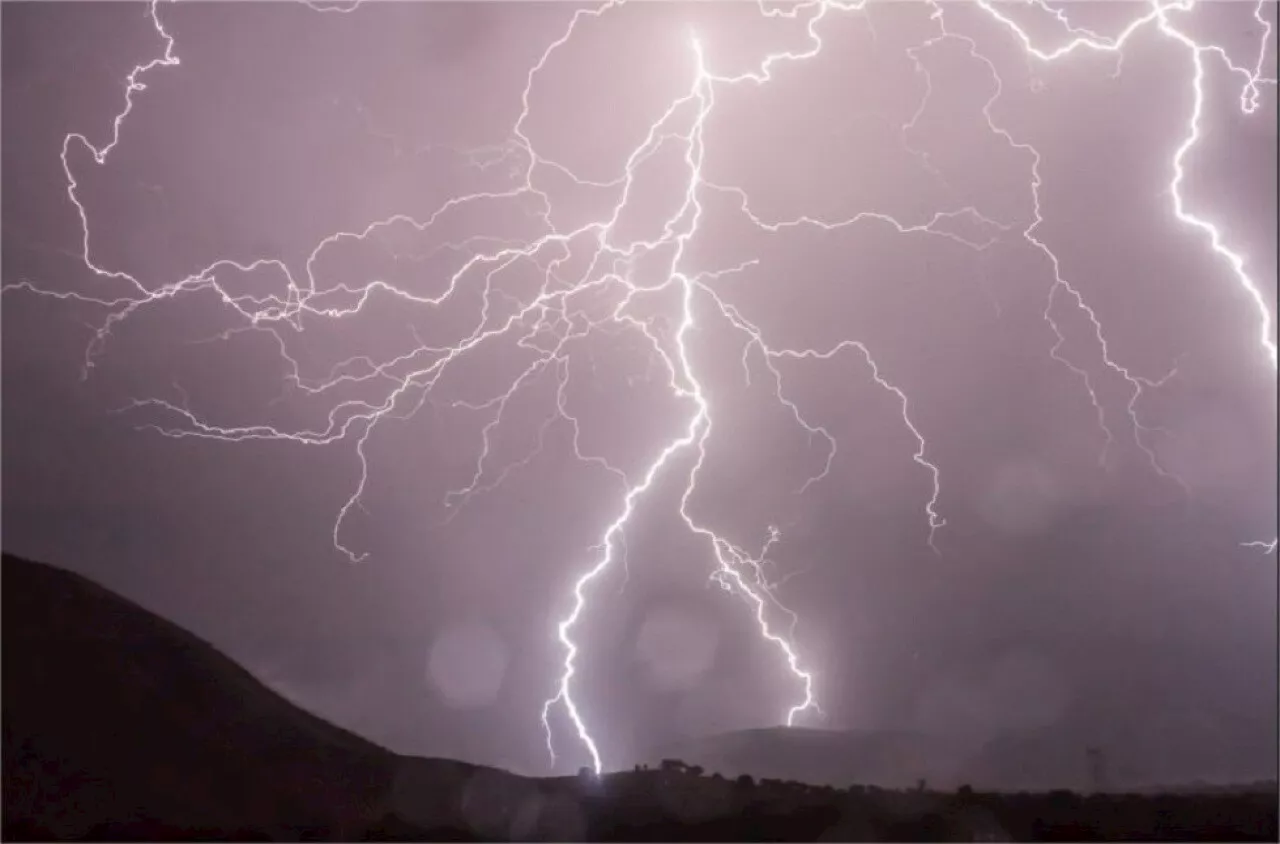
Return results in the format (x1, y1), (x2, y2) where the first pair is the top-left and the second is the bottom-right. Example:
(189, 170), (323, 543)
(636, 603), (721, 691)
(427, 620), (508, 709)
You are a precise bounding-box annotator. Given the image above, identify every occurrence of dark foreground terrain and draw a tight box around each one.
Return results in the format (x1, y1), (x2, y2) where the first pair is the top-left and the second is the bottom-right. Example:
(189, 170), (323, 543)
(4, 553), (1276, 842)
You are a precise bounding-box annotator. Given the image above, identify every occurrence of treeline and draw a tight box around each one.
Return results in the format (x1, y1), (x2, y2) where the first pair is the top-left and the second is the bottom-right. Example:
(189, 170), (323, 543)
(9, 769), (1273, 841)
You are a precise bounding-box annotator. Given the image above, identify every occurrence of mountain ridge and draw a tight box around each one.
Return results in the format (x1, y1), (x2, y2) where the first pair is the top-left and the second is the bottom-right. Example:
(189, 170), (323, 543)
(2, 552), (402, 838)
(5, 551), (1275, 841)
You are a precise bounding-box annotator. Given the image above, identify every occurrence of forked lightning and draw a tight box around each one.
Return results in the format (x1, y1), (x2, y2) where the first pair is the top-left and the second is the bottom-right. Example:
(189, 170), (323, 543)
(6, 0), (1275, 774)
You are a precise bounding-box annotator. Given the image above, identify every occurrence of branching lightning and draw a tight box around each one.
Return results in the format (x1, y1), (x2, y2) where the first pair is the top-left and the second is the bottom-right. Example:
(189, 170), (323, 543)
(6, 0), (1276, 774)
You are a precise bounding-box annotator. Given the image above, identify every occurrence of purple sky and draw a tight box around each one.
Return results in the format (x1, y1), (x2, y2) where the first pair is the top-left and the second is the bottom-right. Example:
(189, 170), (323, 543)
(2, 0), (1276, 784)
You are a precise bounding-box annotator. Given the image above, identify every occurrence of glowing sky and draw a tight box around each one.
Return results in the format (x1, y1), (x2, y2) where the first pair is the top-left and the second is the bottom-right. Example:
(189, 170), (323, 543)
(2, 0), (1276, 784)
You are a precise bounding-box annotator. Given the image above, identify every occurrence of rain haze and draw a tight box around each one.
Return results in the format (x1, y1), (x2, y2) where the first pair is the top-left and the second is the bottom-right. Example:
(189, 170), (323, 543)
(2, 0), (1276, 789)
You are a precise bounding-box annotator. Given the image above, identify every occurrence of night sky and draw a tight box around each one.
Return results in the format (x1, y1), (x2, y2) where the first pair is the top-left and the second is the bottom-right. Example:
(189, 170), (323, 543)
(2, 0), (1276, 784)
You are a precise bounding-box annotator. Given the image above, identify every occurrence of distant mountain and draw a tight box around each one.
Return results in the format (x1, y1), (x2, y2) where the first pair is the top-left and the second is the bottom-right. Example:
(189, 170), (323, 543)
(638, 719), (1278, 795)
(638, 727), (973, 790)
(637, 726), (1127, 793)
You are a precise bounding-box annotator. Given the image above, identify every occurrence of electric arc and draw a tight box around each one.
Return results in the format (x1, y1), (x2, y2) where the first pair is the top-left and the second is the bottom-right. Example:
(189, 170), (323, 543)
(6, 0), (1275, 775)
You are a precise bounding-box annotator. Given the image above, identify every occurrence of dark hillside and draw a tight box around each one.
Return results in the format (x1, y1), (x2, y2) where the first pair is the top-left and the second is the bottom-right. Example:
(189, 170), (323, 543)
(3, 552), (1275, 842)
(2, 552), (395, 838)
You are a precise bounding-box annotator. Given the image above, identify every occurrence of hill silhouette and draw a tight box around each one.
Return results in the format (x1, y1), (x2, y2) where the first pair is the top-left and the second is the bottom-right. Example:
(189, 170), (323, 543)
(3, 553), (444, 840)
(640, 727), (970, 790)
(3, 552), (1275, 842)
(643, 718), (1276, 794)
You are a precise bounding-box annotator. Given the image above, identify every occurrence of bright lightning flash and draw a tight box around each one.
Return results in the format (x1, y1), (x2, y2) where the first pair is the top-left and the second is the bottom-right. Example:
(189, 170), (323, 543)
(5, 0), (1276, 775)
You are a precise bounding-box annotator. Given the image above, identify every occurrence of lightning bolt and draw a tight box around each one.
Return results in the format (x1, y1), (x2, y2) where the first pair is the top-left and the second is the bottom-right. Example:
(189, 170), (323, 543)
(970, 0), (1277, 542)
(5, 0), (1275, 777)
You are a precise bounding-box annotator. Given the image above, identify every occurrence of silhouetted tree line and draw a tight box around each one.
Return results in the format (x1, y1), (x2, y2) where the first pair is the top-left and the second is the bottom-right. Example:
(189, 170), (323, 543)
(581, 765), (1276, 842)
(7, 764), (1274, 842)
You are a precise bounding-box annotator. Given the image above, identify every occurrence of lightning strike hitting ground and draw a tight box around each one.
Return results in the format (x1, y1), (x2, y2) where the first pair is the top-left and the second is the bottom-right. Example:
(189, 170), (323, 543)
(5, 0), (1276, 773)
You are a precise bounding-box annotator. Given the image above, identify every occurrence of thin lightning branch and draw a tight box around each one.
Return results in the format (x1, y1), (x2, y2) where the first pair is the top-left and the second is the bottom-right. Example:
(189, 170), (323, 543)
(61, 0), (179, 300)
(924, 2), (1182, 487)
(971, 0), (1276, 543)
(775, 342), (947, 553)
(6, 0), (1276, 780)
